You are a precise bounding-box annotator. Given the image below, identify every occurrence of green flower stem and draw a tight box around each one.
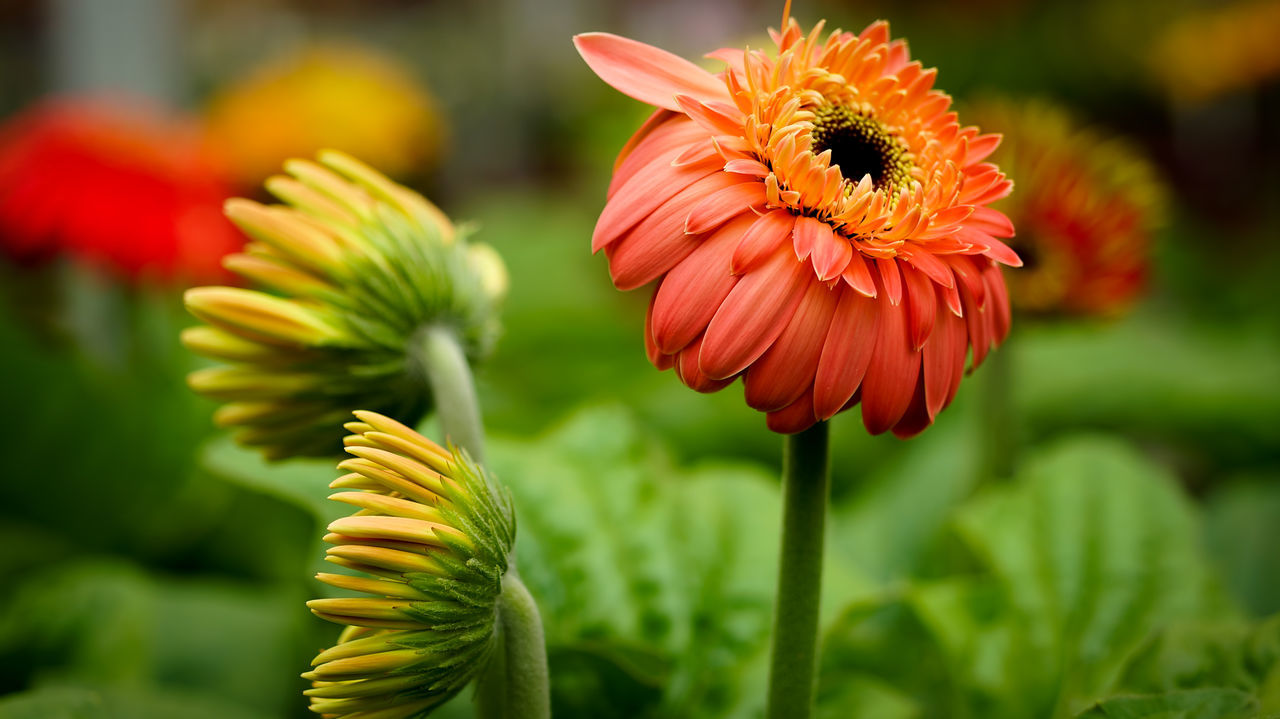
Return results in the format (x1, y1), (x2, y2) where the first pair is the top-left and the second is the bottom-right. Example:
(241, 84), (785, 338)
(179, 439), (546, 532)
(766, 421), (831, 719)
(475, 571), (551, 719)
(413, 325), (549, 717)
(415, 324), (487, 463)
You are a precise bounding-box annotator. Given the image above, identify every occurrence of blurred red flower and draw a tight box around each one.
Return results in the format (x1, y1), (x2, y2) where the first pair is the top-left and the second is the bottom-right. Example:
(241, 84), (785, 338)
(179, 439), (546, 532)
(0, 98), (242, 284)
(969, 99), (1164, 317)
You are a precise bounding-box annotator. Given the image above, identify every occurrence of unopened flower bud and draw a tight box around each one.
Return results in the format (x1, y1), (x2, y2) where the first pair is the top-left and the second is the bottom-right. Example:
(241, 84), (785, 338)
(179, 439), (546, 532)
(183, 151), (505, 459)
(303, 411), (515, 717)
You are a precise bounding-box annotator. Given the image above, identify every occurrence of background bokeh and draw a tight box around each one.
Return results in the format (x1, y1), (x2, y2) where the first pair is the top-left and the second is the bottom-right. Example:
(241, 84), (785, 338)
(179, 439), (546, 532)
(0, 0), (1278, 717)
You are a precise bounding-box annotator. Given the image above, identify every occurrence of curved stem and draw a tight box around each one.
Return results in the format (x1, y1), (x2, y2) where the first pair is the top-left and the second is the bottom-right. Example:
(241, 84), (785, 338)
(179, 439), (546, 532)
(415, 324), (487, 464)
(765, 421), (831, 719)
(412, 325), (549, 717)
(474, 572), (551, 719)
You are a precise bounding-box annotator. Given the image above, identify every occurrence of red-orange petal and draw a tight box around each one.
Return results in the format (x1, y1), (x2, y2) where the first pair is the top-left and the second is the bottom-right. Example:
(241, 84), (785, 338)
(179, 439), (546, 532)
(676, 332), (736, 392)
(643, 290), (675, 370)
(731, 209), (795, 274)
(744, 278), (840, 412)
(841, 255), (879, 298)
(650, 213), (753, 353)
(877, 257), (904, 305)
(890, 375), (933, 438)
(766, 387), (819, 434)
(967, 206), (1015, 238)
(699, 246), (810, 380)
(574, 33), (731, 112)
(809, 222), (853, 281)
(901, 262), (937, 351)
(922, 294), (966, 418)
(813, 286), (880, 420)
(593, 147), (719, 253)
(607, 172), (744, 290)
(684, 180), (765, 235)
(610, 109), (678, 178)
(860, 291), (922, 435)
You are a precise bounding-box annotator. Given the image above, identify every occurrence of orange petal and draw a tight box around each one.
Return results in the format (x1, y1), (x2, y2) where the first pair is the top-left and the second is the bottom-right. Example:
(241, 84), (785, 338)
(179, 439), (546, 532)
(766, 387), (819, 434)
(901, 262), (937, 351)
(813, 286), (880, 420)
(744, 278), (840, 412)
(860, 292), (922, 435)
(651, 214), (752, 354)
(699, 247), (809, 380)
(684, 180), (765, 235)
(608, 116), (704, 201)
(841, 255), (879, 298)
(676, 332), (736, 392)
(593, 146), (718, 253)
(809, 221), (852, 281)
(732, 209), (796, 274)
(574, 33), (731, 112)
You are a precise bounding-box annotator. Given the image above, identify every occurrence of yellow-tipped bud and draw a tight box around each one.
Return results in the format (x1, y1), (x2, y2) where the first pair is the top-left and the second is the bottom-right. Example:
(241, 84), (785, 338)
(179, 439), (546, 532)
(184, 153), (504, 460)
(304, 411), (516, 717)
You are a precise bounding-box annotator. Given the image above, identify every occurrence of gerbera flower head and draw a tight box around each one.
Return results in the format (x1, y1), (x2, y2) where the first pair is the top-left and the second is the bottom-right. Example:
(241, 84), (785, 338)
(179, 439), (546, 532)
(183, 151), (505, 460)
(969, 99), (1164, 317)
(304, 411), (515, 717)
(575, 15), (1018, 437)
(0, 98), (241, 284)
(205, 43), (444, 187)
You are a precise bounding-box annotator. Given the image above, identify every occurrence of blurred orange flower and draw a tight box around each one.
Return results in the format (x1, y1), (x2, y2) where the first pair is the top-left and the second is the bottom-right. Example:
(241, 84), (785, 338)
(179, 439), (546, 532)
(0, 98), (241, 284)
(205, 44), (444, 187)
(970, 99), (1164, 317)
(576, 17), (1018, 436)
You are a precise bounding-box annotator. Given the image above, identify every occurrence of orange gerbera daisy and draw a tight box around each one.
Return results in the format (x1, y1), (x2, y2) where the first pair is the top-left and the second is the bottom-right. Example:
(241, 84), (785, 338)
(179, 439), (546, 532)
(575, 16), (1018, 436)
(970, 99), (1164, 317)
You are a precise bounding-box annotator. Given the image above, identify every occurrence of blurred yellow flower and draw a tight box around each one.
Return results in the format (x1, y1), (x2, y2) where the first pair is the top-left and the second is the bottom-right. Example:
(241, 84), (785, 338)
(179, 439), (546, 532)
(205, 44), (444, 186)
(1149, 0), (1280, 104)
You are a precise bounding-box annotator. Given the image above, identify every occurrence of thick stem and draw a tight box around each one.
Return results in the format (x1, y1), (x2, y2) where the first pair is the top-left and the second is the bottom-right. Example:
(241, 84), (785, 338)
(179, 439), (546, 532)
(765, 421), (831, 719)
(414, 324), (487, 464)
(474, 572), (551, 719)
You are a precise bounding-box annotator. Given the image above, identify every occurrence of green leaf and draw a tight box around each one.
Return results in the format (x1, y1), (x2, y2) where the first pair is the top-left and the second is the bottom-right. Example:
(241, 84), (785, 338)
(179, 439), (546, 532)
(485, 404), (871, 718)
(1015, 317), (1280, 447)
(0, 561), (304, 717)
(907, 436), (1229, 719)
(1204, 480), (1280, 618)
(830, 408), (983, 585)
(1073, 688), (1259, 719)
(0, 684), (275, 719)
(199, 434), (344, 524)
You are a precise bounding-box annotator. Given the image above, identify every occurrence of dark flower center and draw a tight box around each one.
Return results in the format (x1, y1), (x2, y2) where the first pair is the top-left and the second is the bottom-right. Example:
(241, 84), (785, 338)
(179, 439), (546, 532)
(809, 105), (911, 193)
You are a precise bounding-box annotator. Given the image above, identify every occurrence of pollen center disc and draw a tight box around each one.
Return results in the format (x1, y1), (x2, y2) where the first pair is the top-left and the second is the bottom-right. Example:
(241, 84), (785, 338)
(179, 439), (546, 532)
(809, 105), (911, 193)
